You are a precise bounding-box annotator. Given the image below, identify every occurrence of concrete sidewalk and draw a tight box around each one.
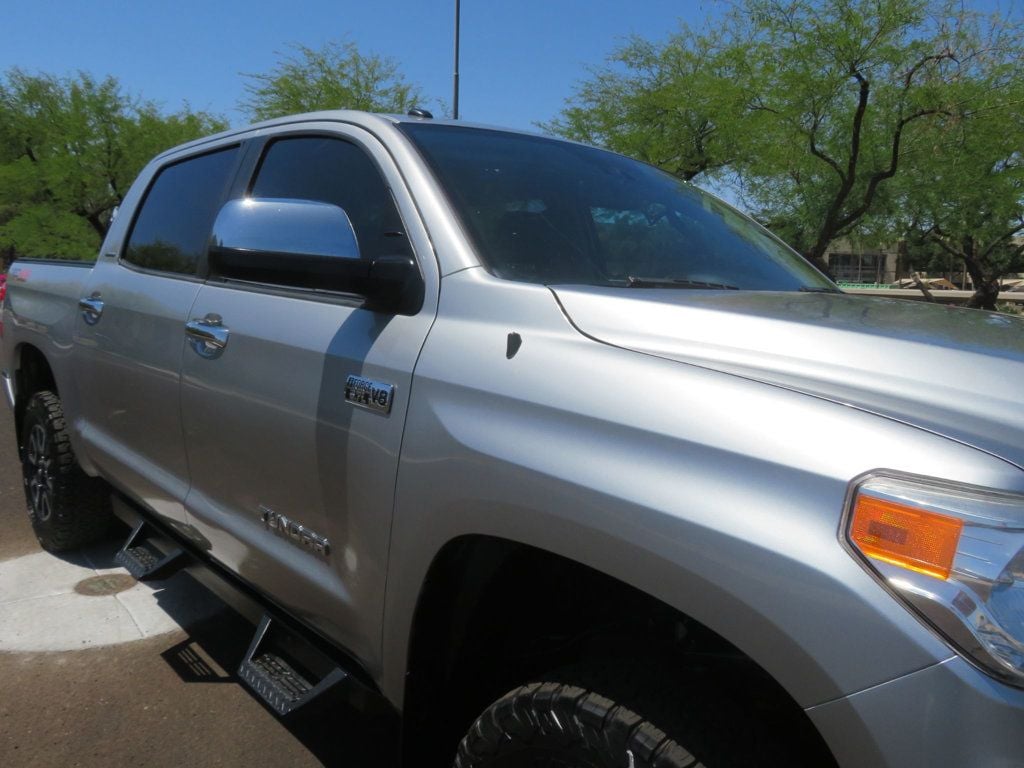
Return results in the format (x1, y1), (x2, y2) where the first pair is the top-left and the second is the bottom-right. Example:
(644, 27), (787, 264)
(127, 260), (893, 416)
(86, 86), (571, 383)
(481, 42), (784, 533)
(0, 404), (397, 767)
(0, 540), (221, 653)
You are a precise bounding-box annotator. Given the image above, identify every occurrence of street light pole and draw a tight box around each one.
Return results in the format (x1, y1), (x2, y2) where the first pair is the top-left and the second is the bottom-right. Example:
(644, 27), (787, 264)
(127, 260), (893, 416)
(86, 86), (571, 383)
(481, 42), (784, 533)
(453, 0), (461, 120)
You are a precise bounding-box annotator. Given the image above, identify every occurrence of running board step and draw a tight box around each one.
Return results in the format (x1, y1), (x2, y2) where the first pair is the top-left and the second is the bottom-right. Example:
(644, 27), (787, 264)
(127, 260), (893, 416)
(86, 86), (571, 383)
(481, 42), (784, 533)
(115, 519), (186, 581)
(238, 614), (349, 716)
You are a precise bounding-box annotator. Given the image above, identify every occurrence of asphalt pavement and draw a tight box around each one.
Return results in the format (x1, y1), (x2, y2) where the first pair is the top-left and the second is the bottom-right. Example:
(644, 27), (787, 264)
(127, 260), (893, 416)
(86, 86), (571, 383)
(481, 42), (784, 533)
(0, 404), (398, 767)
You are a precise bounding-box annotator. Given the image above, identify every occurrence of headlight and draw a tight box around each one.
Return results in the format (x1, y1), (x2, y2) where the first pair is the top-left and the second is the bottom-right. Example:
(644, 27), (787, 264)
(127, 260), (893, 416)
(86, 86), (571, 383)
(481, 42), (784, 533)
(844, 473), (1024, 687)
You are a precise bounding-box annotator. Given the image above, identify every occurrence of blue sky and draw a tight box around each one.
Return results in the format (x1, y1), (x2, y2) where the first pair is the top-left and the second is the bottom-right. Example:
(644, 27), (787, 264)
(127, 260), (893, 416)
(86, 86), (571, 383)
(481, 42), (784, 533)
(3, 1), (1018, 130)
(4, 1), (1017, 129)
(2, 0), (1015, 210)
(1, 0), (726, 130)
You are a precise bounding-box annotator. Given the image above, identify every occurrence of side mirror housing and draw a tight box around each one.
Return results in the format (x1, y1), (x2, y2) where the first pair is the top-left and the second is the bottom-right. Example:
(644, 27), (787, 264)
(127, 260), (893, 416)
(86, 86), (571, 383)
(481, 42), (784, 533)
(208, 198), (423, 314)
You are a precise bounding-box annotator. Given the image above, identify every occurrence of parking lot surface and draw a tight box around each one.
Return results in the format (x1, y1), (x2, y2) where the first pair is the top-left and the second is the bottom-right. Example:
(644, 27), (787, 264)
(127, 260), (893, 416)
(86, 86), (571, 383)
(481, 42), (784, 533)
(0, 405), (397, 767)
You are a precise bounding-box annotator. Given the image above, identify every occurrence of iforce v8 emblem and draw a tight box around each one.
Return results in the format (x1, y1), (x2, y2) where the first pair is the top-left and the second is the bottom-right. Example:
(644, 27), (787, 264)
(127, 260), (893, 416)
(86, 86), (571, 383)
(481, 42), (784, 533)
(344, 375), (395, 415)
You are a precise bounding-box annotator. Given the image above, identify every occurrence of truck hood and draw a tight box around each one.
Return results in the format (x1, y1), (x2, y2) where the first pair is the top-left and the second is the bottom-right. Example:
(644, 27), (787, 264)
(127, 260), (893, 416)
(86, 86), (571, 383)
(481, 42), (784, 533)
(552, 286), (1024, 470)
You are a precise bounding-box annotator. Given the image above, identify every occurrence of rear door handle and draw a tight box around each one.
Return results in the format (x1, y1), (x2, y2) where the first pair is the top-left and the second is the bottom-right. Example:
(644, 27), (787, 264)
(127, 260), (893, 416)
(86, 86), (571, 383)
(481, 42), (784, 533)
(185, 314), (230, 359)
(78, 294), (104, 325)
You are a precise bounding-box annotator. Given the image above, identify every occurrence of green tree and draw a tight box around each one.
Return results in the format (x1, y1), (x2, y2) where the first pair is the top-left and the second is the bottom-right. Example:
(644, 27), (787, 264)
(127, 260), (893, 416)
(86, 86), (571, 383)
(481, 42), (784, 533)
(240, 40), (424, 120)
(543, 28), (747, 180)
(881, 22), (1024, 309)
(0, 69), (226, 265)
(897, 154), (1024, 308)
(549, 0), (1022, 280)
(733, 0), (1020, 273)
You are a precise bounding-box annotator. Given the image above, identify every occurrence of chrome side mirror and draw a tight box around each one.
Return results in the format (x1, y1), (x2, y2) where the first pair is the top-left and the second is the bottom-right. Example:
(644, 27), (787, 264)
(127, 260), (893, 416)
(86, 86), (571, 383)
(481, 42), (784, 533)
(208, 198), (422, 314)
(211, 198), (361, 261)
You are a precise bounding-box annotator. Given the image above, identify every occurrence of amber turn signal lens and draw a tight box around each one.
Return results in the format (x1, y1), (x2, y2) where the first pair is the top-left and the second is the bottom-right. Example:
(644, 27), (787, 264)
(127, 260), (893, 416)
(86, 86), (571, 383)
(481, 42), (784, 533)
(850, 495), (963, 580)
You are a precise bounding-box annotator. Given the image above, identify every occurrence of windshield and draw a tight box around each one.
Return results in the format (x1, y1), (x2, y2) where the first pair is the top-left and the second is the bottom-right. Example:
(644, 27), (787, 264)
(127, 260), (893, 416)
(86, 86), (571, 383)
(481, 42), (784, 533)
(401, 124), (834, 291)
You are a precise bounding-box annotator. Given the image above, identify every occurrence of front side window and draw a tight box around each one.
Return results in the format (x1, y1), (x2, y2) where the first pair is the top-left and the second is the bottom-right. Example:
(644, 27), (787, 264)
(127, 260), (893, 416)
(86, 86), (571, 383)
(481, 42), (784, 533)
(124, 146), (240, 275)
(249, 137), (411, 261)
(401, 124), (832, 291)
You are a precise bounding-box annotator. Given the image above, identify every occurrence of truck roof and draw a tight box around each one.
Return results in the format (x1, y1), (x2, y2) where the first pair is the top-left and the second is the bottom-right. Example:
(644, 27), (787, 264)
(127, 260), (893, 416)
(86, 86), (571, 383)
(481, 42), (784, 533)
(152, 110), (549, 163)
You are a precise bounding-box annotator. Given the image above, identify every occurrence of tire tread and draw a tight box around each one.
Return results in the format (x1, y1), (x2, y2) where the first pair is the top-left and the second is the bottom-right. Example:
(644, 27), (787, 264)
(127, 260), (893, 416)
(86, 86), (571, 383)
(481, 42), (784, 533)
(455, 680), (702, 768)
(22, 391), (111, 551)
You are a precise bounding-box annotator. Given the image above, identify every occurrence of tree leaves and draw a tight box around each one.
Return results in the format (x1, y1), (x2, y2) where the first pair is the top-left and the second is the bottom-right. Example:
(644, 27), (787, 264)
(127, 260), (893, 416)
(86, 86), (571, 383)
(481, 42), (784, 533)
(239, 41), (424, 120)
(0, 69), (226, 265)
(547, 0), (1024, 295)
(0, 40), (424, 268)
(542, 27), (747, 181)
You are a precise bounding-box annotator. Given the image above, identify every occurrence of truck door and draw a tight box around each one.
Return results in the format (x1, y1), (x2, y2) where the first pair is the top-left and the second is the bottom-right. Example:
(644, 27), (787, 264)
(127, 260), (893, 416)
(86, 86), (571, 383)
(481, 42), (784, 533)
(73, 145), (244, 528)
(179, 128), (438, 666)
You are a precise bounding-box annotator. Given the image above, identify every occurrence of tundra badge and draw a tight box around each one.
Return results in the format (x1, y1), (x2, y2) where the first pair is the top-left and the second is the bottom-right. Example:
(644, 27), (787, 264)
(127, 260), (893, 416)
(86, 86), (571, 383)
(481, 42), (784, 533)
(260, 506), (331, 558)
(344, 375), (394, 414)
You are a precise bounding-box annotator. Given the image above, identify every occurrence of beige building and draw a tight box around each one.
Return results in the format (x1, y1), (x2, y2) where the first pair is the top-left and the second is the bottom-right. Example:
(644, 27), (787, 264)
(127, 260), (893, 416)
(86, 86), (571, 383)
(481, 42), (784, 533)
(824, 244), (899, 285)
(823, 238), (1024, 288)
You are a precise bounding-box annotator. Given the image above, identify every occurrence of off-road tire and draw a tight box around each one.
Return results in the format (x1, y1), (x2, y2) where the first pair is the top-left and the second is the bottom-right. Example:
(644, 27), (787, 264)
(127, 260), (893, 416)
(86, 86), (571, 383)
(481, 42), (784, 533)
(454, 680), (705, 768)
(20, 390), (111, 551)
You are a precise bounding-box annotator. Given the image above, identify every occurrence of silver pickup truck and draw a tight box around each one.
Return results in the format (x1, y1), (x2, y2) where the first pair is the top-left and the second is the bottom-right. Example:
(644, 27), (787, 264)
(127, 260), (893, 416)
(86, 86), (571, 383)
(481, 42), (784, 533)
(2, 110), (1023, 767)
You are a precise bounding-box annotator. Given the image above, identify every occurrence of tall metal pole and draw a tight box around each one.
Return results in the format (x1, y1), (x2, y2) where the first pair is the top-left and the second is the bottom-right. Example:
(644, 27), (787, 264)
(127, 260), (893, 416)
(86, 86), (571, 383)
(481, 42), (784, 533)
(453, 0), (461, 120)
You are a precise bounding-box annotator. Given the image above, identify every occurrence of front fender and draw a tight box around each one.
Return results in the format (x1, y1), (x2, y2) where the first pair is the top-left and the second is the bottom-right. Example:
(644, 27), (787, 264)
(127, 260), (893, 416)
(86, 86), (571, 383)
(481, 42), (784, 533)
(380, 269), (1024, 711)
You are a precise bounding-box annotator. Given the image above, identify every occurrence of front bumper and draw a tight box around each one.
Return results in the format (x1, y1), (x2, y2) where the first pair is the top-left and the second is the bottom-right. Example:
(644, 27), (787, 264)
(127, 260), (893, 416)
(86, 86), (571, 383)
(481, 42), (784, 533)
(807, 656), (1024, 767)
(2, 370), (14, 411)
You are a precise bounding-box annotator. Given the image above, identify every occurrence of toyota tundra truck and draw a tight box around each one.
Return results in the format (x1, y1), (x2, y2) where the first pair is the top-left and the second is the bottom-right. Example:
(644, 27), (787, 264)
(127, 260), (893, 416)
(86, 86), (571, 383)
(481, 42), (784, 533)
(2, 110), (1023, 767)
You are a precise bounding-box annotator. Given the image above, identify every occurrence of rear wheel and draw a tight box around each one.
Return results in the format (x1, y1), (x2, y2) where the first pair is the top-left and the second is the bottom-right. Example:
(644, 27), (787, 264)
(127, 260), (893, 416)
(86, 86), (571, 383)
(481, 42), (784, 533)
(20, 390), (111, 551)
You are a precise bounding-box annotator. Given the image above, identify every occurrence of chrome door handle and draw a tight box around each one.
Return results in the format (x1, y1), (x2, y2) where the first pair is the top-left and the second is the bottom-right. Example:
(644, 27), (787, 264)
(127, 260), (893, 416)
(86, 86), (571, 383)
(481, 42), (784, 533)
(78, 294), (104, 325)
(185, 314), (230, 359)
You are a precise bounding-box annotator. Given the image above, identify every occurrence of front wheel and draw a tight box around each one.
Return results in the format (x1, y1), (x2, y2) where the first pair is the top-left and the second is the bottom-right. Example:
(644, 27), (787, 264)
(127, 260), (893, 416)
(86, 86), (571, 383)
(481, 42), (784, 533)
(454, 681), (703, 768)
(20, 390), (111, 551)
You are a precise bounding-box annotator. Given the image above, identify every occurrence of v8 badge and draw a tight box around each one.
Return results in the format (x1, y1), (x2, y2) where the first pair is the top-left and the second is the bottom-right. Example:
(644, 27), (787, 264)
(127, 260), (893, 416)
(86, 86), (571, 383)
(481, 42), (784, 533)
(344, 375), (395, 415)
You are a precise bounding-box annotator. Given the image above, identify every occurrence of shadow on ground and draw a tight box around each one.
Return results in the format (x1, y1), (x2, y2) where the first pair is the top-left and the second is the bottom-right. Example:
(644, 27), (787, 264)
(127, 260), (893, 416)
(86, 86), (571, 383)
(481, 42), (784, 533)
(1, 405), (400, 766)
(158, 606), (401, 767)
(109, 522), (403, 767)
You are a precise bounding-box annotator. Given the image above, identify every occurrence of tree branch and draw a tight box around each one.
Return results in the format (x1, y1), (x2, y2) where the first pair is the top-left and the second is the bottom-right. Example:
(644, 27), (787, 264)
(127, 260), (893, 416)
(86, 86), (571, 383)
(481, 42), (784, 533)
(927, 230), (966, 260)
(22, 140), (59, 205)
(980, 219), (1024, 260)
(108, 175), (124, 204)
(834, 108), (948, 232)
(830, 52), (957, 234)
(903, 51), (956, 90)
(805, 68), (871, 261)
(843, 69), (871, 182)
(746, 95), (780, 114)
(807, 110), (845, 180)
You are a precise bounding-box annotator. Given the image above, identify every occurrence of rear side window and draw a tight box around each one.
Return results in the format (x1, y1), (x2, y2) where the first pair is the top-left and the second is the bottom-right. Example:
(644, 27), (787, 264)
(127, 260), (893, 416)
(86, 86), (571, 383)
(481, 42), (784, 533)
(250, 137), (411, 261)
(124, 146), (240, 275)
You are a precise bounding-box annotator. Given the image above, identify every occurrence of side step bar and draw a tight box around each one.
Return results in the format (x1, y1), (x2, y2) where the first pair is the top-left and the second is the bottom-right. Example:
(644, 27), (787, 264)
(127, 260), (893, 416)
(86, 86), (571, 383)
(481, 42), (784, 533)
(114, 519), (186, 581)
(109, 492), (372, 718)
(238, 614), (349, 716)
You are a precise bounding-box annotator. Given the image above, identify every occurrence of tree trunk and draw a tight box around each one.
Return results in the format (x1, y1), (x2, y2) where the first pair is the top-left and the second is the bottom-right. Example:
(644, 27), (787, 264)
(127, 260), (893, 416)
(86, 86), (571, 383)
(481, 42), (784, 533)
(960, 238), (999, 310)
(966, 278), (1000, 310)
(803, 246), (835, 281)
(84, 212), (108, 240)
(911, 272), (935, 302)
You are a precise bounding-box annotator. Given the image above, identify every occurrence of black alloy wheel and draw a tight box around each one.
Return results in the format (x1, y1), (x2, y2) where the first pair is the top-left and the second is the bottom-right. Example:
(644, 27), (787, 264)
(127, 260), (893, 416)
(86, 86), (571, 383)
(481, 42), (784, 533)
(20, 390), (111, 551)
